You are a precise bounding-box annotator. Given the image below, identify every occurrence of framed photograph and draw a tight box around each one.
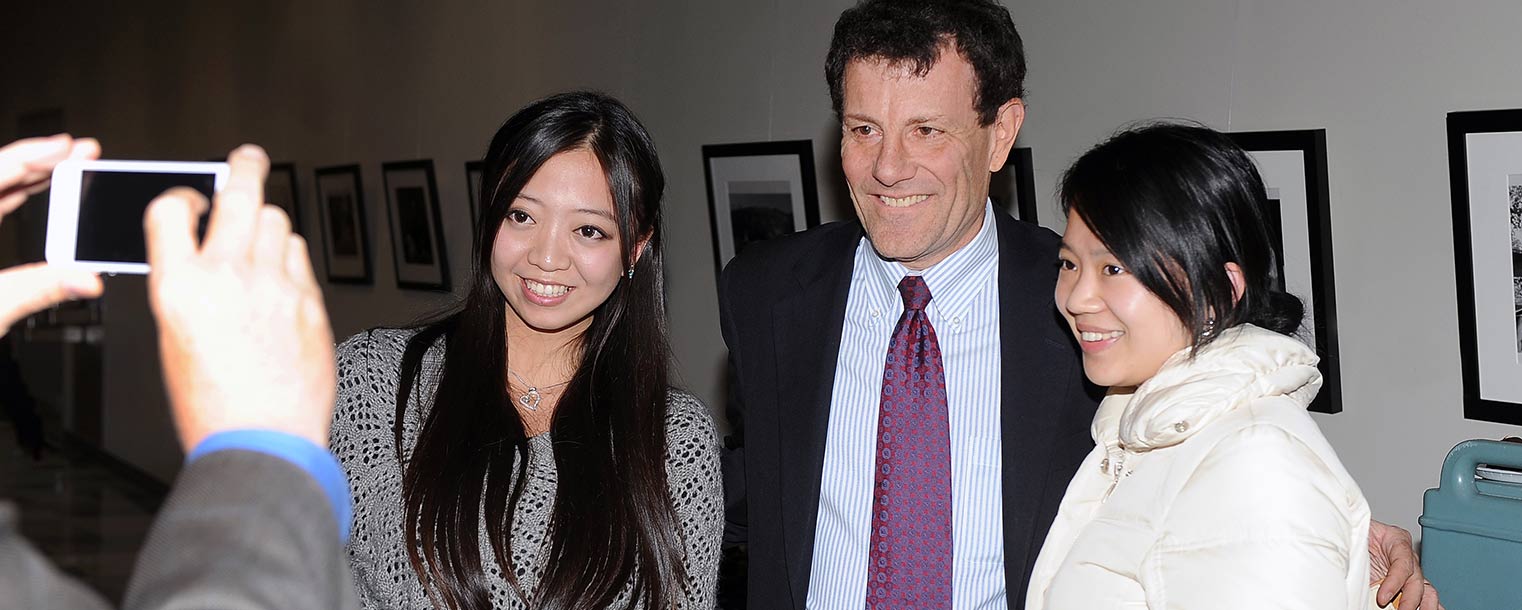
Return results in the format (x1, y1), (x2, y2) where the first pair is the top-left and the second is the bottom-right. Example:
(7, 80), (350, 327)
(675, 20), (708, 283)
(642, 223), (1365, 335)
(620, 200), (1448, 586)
(1231, 129), (1341, 414)
(266, 162), (303, 236)
(702, 140), (820, 275)
(382, 160), (451, 291)
(1448, 109), (1522, 425)
(465, 160), (485, 229)
(993, 146), (1039, 225)
(314, 165), (372, 285)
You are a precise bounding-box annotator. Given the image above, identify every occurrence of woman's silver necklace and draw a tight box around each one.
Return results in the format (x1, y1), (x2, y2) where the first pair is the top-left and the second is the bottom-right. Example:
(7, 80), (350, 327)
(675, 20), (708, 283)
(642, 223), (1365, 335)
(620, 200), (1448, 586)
(508, 368), (570, 411)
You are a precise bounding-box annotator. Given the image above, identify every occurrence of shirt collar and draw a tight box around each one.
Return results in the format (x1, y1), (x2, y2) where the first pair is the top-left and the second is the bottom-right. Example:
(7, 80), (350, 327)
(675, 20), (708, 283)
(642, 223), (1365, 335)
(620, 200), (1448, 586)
(862, 201), (999, 319)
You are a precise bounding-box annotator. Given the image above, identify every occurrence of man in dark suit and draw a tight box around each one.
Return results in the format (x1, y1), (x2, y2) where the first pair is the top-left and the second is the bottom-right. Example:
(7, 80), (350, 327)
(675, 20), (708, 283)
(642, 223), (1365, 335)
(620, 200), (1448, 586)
(0, 137), (356, 610)
(720, 4), (1092, 607)
(720, 1), (1437, 609)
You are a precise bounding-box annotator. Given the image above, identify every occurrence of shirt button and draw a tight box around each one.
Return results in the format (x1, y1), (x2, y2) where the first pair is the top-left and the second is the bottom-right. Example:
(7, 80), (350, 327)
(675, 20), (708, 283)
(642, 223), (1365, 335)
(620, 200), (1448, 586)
(952, 317), (961, 326)
(871, 310), (880, 319)
(1099, 457), (1110, 472)
(1174, 421), (1189, 433)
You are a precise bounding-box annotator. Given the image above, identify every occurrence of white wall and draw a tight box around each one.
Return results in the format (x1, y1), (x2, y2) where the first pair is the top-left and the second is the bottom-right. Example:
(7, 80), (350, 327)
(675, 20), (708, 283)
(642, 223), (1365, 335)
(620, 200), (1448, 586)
(4, 0), (1519, 535)
(1006, 0), (1522, 535)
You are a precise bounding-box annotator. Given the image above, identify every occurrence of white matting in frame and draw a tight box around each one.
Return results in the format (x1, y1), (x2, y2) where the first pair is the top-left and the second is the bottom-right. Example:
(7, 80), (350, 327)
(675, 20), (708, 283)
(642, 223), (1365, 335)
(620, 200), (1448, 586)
(314, 165), (372, 285)
(702, 140), (819, 277)
(1450, 109), (1522, 425)
(382, 160), (451, 291)
(1233, 129), (1341, 414)
(1250, 153), (1317, 340)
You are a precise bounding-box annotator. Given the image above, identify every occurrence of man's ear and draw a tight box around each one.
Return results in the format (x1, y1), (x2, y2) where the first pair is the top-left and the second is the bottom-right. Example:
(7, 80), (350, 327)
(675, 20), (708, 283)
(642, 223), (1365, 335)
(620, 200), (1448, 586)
(1225, 262), (1246, 304)
(986, 98), (1026, 172)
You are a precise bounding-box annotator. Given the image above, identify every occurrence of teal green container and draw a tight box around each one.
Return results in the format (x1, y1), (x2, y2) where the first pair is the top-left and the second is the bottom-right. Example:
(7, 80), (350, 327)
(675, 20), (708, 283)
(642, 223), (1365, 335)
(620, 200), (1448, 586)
(1419, 440), (1522, 610)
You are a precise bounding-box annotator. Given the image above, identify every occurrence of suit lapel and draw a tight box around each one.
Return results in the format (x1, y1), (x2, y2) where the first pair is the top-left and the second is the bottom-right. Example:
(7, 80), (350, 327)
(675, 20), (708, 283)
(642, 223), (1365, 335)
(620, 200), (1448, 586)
(771, 224), (860, 608)
(993, 213), (1080, 600)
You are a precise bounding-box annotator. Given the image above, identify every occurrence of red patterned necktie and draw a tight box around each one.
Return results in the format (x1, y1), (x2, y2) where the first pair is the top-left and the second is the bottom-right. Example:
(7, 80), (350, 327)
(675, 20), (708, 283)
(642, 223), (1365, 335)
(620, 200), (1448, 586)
(865, 275), (952, 609)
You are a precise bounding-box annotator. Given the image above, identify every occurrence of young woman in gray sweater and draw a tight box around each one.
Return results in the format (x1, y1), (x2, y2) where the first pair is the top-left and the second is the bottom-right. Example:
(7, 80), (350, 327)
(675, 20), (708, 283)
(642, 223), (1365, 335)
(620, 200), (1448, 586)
(328, 91), (721, 610)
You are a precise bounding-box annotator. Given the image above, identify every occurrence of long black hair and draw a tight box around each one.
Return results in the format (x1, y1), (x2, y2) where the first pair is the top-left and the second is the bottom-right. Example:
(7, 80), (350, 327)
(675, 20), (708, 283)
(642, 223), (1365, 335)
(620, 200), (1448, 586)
(1058, 121), (1303, 351)
(393, 91), (683, 610)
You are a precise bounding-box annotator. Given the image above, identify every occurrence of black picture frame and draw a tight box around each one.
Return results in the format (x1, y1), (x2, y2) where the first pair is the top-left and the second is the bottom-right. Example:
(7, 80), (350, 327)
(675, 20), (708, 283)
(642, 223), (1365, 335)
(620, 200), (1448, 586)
(701, 140), (820, 277)
(266, 162), (303, 236)
(1012, 147), (1038, 225)
(465, 160), (485, 231)
(313, 164), (373, 285)
(1448, 109), (1522, 425)
(994, 146), (1040, 225)
(1231, 129), (1341, 414)
(382, 159), (451, 292)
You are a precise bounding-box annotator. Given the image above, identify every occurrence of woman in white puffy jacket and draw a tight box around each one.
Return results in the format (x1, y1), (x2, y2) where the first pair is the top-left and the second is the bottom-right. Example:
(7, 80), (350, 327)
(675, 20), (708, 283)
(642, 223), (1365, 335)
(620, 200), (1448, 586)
(1027, 123), (1377, 609)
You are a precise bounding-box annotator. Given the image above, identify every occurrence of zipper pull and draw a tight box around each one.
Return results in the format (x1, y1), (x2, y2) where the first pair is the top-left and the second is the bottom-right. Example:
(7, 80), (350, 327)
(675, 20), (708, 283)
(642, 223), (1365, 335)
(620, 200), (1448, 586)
(1099, 447), (1127, 502)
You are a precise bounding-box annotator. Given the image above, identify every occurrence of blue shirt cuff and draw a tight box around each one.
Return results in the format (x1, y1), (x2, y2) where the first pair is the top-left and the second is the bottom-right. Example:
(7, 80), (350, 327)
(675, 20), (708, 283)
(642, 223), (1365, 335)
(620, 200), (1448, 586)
(187, 430), (352, 543)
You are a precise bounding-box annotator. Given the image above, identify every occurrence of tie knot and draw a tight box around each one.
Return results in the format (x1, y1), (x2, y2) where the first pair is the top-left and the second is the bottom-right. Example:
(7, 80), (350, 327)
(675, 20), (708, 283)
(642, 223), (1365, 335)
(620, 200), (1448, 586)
(897, 276), (932, 311)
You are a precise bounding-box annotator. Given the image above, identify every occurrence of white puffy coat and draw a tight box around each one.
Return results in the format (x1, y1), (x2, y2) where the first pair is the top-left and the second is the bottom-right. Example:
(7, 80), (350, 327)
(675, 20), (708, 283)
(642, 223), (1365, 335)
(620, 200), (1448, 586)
(1026, 324), (1372, 609)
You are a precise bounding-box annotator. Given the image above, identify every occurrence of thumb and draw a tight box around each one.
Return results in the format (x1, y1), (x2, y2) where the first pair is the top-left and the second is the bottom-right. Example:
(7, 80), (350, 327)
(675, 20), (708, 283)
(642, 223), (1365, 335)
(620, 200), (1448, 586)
(0, 263), (103, 332)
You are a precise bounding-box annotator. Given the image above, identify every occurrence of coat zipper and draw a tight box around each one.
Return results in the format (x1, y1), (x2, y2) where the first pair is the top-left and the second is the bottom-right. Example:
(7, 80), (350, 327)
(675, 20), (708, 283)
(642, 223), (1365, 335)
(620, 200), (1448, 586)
(1100, 445), (1129, 502)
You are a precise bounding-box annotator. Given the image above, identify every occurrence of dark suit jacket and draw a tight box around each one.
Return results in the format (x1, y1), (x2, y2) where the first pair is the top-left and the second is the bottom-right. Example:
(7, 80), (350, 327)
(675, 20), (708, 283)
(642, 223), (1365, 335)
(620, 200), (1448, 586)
(719, 210), (1101, 609)
(0, 450), (358, 610)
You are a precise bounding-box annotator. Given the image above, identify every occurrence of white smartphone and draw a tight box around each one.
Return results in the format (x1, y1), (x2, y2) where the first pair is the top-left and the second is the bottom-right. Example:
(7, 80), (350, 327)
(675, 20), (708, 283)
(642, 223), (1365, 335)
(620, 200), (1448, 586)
(46, 159), (229, 274)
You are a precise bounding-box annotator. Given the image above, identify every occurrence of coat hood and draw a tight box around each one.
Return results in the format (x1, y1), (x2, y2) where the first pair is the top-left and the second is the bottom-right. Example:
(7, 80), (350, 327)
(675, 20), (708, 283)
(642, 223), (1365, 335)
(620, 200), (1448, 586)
(1092, 324), (1322, 451)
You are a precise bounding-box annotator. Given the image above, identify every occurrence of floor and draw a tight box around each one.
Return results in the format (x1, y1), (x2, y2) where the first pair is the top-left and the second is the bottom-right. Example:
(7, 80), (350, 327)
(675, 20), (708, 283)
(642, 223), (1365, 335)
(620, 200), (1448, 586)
(0, 421), (163, 604)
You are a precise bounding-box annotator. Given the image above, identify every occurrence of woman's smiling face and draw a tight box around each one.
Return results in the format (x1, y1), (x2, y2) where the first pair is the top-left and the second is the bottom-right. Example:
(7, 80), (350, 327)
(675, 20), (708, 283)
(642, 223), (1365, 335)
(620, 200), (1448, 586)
(492, 148), (631, 337)
(1054, 212), (1193, 390)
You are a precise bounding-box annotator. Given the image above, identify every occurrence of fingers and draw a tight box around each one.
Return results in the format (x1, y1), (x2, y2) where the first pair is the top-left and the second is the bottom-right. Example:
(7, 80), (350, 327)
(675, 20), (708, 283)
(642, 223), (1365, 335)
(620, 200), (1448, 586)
(284, 235), (320, 295)
(1388, 580), (1442, 610)
(1370, 519), (1417, 606)
(66, 138), (101, 161)
(0, 263), (103, 331)
(252, 205), (292, 268)
(1422, 582), (1442, 610)
(1377, 549), (1415, 605)
(146, 145), (306, 286)
(1376, 571), (1402, 605)
(1394, 577), (1443, 610)
(0, 135), (71, 189)
(202, 144), (269, 261)
(1394, 571), (1423, 610)
(0, 134), (95, 217)
(7, 138), (103, 200)
(1, 136), (105, 203)
(145, 187), (210, 277)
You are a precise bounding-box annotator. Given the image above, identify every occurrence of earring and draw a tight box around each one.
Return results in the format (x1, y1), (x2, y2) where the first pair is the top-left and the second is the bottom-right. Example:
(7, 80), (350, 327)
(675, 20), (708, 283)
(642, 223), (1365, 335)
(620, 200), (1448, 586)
(625, 267), (635, 280)
(1201, 317), (1217, 337)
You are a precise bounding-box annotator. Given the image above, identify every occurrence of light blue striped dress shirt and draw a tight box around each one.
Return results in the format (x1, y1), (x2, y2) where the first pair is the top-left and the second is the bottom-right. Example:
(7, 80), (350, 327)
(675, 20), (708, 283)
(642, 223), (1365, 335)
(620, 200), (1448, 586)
(806, 202), (1006, 610)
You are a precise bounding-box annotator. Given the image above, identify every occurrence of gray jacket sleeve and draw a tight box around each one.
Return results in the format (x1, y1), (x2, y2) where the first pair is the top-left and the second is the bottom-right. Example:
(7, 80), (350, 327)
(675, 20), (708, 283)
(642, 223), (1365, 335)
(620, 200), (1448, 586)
(0, 503), (112, 610)
(121, 449), (359, 610)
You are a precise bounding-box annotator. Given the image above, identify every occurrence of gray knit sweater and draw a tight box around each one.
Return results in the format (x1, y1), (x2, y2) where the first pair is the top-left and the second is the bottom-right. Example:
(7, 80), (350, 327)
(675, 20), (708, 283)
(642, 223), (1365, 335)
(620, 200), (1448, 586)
(329, 327), (723, 609)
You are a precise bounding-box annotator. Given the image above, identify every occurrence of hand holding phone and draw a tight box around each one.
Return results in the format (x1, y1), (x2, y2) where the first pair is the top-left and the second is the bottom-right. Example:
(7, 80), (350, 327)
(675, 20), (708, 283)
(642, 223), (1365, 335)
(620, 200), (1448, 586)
(0, 135), (104, 335)
(146, 145), (336, 451)
(46, 159), (228, 274)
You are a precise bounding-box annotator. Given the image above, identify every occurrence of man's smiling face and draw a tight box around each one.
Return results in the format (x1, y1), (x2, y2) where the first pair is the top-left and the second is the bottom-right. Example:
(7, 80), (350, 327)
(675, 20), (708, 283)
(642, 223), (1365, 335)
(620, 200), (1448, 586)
(838, 43), (1022, 270)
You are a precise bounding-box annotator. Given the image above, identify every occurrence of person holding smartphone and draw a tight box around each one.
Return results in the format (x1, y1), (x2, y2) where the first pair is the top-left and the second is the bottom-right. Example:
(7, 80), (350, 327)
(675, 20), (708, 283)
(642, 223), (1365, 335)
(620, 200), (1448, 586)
(0, 136), (358, 610)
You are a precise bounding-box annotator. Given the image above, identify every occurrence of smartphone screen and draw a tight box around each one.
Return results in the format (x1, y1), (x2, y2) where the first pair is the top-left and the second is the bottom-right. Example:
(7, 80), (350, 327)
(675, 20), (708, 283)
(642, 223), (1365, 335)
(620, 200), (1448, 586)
(76, 170), (215, 263)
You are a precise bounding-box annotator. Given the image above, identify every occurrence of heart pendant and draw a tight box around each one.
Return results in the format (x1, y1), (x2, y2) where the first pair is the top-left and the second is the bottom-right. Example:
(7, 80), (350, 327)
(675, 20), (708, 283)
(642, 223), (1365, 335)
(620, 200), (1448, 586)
(519, 388), (541, 411)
